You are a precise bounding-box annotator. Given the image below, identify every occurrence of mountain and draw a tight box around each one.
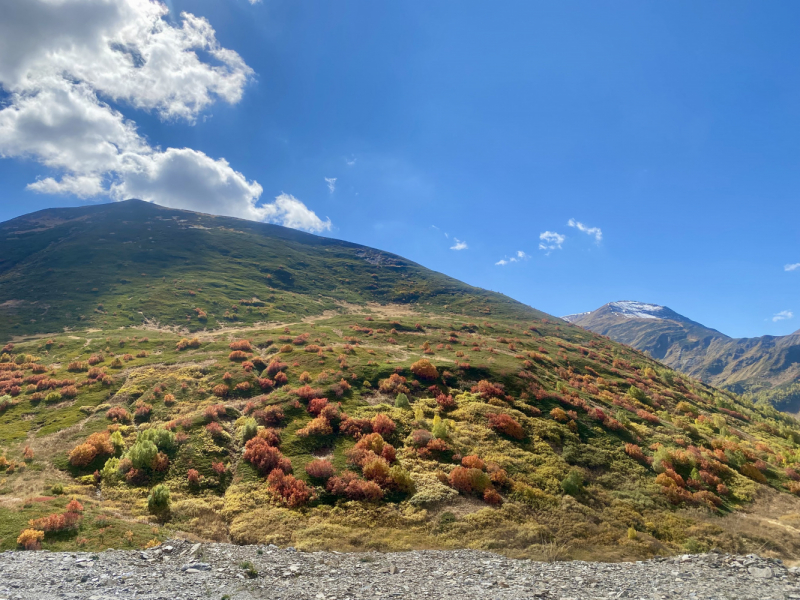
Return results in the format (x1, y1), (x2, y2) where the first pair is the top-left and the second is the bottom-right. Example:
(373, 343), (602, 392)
(2, 201), (800, 561)
(564, 302), (800, 412)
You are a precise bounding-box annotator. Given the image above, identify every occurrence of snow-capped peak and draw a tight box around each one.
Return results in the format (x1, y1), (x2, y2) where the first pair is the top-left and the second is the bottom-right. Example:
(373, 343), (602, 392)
(607, 301), (665, 320)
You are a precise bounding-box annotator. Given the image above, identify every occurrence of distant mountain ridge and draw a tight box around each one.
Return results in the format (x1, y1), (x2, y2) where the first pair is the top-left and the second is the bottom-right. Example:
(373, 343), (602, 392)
(564, 301), (800, 412)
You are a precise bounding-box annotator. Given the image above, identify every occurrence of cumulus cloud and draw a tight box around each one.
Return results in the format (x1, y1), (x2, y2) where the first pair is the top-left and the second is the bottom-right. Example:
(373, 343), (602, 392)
(538, 231), (565, 253)
(568, 218), (602, 242)
(773, 310), (794, 322)
(496, 250), (528, 266)
(450, 238), (468, 251)
(785, 263), (800, 272)
(0, 0), (329, 233)
(325, 177), (337, 193)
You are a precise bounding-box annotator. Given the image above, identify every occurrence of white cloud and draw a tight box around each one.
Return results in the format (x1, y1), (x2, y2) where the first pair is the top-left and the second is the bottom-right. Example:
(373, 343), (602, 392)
(773, 310), (794, 322)
(450, 238), (468, 251)
(785, 263), (800, 272)
(496, 250), (529, 266)
(0, 0), (330, 233)
(568, 218), (602, 242)
(249, 0), (262, 4)
(325, 177), (337, 193)
(538, 231), (565, 253)
(345, 157), (357, 167)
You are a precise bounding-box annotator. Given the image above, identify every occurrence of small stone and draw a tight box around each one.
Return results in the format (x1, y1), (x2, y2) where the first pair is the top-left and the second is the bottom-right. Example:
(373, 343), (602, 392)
(747, 566), (772, 579)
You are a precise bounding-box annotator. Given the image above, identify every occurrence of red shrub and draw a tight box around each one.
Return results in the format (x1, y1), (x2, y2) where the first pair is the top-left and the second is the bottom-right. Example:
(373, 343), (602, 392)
(206, 422), (225, 438)
(187, 469), (202, 485)
(487, 413), (525, 440)
(308, 398), (329, 416)
(266, 359), (288, 376)
(326, 472), (384, 501)
(212, 461), (226, 476)
(267, 469), (314, 507)
(243, 438), (292, 475)
(436, 393), (456, 410)
(339, 417), (372, 438)
(234, 381), (251, 393)
(106, 406), (131, 423)
(274, 372), (288, 386)
(253, 405), (284, 426)
(305, 459), (335, 481)
(204, 404), (227, 421)
(636, 409), (660, 424)
(472, 380), (504, 400)
(134, 402), (152, 421)
(65, 499), (84, 513)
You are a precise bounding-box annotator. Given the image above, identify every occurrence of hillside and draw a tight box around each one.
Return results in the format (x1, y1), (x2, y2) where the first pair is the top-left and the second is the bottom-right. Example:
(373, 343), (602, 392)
(2, 202), (800, 561)
(564, 302), (800, 412)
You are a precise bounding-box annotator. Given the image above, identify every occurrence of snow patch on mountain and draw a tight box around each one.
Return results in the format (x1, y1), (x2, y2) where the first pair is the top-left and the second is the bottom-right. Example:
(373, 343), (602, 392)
(607, 301), (666, 320)
(561, 311), (590, 323)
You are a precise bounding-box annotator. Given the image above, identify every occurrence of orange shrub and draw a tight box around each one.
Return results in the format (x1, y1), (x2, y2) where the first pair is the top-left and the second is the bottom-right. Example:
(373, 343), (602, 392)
(448, 466), (490, 494)
(410, 359), (439, 380)
(308, 398), (329, 416)
(229, 340), (253, 352)
(176, 338), (201, 351)
(206, 422), (225, 438)
(228, 350), (249, 362)
(151, 452), (170, 472)
(295, 385), (322, 402)
(461, 455), (485, 471)
(212, 384), (229, 398)
(372, 414), (396, 436)
(17, 528), (44, 550)
(107, 406), (131, 423)
(68, 443), (97, 467)
(483, 488), (503, 505)
(296, 416), (333, 437)
(550, 407), (568, 422)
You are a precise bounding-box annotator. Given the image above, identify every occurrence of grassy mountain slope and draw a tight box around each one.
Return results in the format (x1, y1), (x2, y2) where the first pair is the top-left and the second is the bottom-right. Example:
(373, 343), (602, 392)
(565, 303), (800, 413)
(0, 200), (541, 340)
(2, 203), (800, 560)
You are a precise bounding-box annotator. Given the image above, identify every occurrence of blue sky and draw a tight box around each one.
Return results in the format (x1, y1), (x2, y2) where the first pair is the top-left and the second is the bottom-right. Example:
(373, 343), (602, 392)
(0, 1), (798, 338)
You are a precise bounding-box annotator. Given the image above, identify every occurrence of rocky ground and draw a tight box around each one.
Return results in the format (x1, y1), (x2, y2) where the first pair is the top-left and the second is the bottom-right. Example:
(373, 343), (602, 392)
(0, 539), (797, 600)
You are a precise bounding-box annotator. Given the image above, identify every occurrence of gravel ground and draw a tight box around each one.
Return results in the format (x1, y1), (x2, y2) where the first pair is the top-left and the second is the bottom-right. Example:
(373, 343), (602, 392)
(0, 539), (797, 600)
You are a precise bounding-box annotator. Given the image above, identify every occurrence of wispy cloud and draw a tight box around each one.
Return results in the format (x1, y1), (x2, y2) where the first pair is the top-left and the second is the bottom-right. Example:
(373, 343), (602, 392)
(324, 177), (337, 193)
(450, 238), (468, 251)
(773, 310), (794, 322)
(785, 263), (800, 272)
(538, 231), (565, 254)
(496, 250), (528, 266)
(568, 218), (602, 242)
(345, 156), (357, 167)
